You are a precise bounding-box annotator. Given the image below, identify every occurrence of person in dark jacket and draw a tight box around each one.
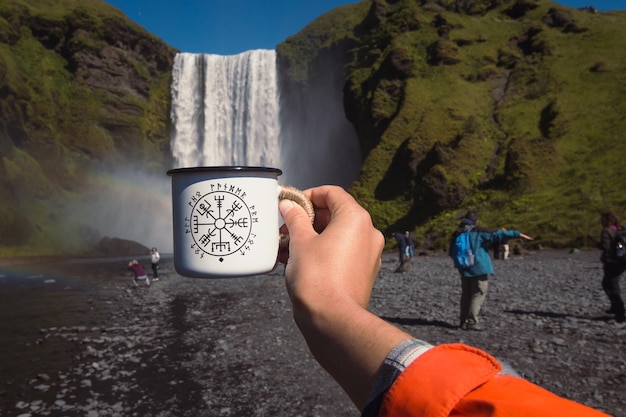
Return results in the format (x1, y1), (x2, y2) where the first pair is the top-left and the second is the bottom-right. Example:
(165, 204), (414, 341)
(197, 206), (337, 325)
(392, 231), (408, 271)
(598, 212), (626, 323)
(404, 231), (416, 259)
(449, 210), (533, 331)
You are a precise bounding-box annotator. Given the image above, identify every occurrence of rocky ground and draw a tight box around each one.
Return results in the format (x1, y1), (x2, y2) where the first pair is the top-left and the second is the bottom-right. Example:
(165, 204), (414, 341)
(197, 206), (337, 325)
(0, 249), (623, 417)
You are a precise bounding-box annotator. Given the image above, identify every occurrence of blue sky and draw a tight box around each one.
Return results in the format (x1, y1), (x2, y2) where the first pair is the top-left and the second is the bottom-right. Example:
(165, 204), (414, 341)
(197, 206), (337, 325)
(104, 0), (626, 55)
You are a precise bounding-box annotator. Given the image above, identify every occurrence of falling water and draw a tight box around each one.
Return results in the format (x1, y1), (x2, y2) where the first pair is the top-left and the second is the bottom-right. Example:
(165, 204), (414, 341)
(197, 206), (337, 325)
(170, 50), (361, 189)
(170, 50), (281, 168)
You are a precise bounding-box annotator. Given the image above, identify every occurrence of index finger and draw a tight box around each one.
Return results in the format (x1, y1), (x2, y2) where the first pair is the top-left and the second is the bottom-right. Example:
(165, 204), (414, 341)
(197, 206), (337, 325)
(305, 185), (358, 211)
(304, 185), (371, 230)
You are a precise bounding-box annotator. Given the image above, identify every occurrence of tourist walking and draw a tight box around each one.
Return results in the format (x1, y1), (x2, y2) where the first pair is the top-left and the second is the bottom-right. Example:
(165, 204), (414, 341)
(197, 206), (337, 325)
(449, 210), (532, 331)
(150, 247), (161, 281)
(502, 238), (510, 260)
(493, 228), (511, 260)
(598, 212), (625, 323)
(392, 231), (408, 272)
(404, 231), (416, 259)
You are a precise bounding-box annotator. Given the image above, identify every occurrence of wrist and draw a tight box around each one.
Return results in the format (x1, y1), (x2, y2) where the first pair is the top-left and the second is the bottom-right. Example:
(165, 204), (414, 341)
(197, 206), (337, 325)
(292, 298), (412, 409)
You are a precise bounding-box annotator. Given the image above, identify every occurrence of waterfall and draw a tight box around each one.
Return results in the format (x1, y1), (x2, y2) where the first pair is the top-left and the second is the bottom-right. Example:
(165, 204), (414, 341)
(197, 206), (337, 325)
(80, 50), (363, 254)
(170, 50), (281, 168)
(170, 50), (361, 189)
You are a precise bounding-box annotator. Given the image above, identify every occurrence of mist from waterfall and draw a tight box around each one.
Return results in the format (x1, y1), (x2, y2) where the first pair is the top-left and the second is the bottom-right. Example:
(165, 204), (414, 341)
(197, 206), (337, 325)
(170, 50), (361, 189)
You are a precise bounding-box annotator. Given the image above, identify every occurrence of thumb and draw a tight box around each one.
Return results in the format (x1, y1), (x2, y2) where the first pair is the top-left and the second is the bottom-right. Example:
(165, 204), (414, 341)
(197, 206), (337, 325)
(279, 199), (315, 242)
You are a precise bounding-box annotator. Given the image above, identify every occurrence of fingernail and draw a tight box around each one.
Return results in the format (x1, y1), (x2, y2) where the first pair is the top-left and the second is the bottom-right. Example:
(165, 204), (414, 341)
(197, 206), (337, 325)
(279, 199), (294, 217)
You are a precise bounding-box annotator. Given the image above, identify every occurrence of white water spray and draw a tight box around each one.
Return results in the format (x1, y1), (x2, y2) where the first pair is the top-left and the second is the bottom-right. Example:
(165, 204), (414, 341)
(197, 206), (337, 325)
(170, 49), (361, 191)
(171, 50), (281, 169)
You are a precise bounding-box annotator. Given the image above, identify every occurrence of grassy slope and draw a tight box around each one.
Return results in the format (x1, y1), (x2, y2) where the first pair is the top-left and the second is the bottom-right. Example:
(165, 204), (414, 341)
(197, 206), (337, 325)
(464, 8), (620, 248)
(479, 6), (626, 247)
(540, 11), (626, 239)
(280, 0), (626, 250)
(386, 2), (623, 249)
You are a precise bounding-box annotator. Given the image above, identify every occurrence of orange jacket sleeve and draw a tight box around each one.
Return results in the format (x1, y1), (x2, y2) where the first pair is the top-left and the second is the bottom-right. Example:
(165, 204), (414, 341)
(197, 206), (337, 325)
(378, 343), (610, 417)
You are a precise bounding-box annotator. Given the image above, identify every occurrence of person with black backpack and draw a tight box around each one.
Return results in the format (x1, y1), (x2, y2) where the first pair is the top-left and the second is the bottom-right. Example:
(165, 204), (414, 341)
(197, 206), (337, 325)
(599, 212), (626, 323)
(449, 210), (533, 331)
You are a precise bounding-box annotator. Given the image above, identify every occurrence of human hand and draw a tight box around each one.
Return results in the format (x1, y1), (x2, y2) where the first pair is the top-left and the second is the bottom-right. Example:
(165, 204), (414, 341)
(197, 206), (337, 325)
(278, 186), (411, 409)
(520, 233), (533, 241)
(278, 185), (384, 310)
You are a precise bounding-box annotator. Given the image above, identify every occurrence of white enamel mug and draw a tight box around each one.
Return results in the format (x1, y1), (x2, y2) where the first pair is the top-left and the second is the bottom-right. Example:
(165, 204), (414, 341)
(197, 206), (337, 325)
(167, 166), (312, 278)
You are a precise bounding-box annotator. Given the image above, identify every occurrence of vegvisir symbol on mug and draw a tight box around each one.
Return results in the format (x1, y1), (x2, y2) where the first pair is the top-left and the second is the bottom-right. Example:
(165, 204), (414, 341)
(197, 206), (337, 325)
(184, 186), (258, 259)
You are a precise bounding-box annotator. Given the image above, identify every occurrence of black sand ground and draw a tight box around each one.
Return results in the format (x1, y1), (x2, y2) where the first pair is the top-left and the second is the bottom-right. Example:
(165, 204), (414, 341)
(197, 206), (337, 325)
(0, 249), (623, 417)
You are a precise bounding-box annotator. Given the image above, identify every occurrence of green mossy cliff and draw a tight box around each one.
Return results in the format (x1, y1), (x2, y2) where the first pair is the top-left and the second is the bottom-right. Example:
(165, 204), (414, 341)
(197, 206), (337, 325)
(278, 0), (626, 250)
(0, 0), (175, 255)
(1, 0), (626, 255)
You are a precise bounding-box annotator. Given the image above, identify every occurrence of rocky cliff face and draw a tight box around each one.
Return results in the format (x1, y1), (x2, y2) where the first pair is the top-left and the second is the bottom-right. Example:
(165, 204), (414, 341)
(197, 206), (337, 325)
(0, 0), (176, 254)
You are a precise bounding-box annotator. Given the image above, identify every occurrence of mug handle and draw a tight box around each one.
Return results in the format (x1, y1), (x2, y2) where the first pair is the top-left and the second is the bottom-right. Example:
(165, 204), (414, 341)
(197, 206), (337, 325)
(278, 185), (314, 256)
(278, 185), (315, 224)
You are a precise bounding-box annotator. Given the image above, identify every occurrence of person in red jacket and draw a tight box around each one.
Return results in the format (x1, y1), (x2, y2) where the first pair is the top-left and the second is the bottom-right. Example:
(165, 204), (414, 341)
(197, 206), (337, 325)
(127, 259), (151, 287)
(278, 185), (610, 417)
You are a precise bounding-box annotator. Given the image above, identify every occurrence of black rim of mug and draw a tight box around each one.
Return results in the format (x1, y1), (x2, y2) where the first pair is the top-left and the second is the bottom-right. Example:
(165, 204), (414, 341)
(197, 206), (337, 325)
(167, 166), (282, 176)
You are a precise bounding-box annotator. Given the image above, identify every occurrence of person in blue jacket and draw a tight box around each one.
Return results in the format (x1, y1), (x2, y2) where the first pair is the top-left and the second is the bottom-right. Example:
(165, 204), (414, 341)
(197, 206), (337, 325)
(449, 210), (533, 331)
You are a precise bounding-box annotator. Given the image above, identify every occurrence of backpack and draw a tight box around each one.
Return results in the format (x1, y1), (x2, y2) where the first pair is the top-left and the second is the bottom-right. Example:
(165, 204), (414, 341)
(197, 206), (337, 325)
(453, 226), (475, 269)
(613, 228), (626, 261)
